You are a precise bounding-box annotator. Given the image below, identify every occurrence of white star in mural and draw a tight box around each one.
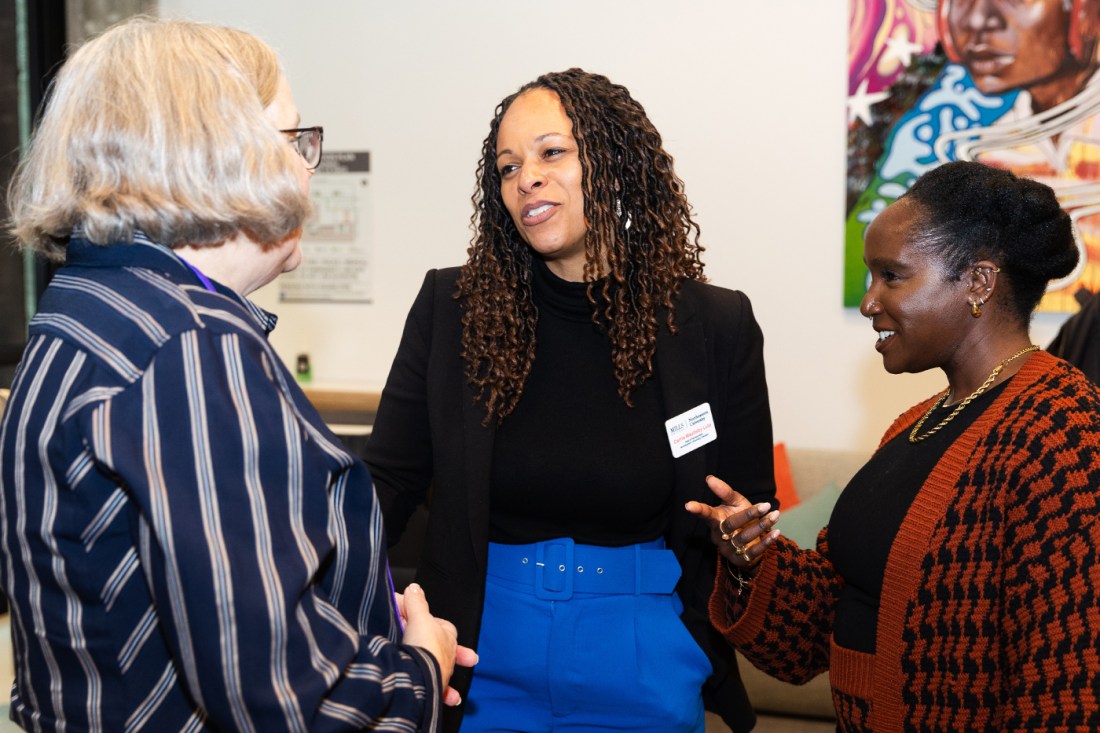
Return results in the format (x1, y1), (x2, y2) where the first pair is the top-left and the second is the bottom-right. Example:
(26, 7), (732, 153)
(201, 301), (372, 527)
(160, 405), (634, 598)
(848, 78), (890, 127)
(884, 36), (924, 67)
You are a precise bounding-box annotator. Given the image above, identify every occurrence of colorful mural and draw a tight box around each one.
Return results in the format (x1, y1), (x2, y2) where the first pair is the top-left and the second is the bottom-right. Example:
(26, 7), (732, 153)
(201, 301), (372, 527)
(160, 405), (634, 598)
(845, 0), (1100, 312)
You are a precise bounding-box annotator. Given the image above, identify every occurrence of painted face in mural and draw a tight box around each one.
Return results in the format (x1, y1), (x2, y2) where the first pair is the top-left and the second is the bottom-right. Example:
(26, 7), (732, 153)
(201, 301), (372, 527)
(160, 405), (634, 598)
(945, 0), (1100, 109)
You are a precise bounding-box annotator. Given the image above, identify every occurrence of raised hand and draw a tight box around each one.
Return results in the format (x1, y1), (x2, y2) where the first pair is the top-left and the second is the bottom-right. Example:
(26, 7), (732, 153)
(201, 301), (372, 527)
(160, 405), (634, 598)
(685, 474), (780, 568)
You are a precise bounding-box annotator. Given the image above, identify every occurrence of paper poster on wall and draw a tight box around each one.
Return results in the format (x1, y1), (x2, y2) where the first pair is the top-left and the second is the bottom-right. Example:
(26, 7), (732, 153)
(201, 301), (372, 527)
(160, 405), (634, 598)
(278, 151), (373, 303)
(844, 0), (1100, 313)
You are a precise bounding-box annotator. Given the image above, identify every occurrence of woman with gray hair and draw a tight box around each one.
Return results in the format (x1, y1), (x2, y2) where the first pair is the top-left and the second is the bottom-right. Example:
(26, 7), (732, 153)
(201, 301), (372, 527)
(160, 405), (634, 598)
(1, 16), (471, 732)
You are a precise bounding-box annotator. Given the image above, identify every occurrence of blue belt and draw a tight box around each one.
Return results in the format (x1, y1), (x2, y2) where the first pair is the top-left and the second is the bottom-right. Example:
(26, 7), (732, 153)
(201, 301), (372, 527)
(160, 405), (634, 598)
(487, 538), (682, 601)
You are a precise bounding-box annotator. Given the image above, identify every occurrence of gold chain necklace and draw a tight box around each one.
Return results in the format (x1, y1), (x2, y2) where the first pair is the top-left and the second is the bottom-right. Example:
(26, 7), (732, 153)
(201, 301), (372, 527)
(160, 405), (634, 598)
(908, 345), (1039, 444)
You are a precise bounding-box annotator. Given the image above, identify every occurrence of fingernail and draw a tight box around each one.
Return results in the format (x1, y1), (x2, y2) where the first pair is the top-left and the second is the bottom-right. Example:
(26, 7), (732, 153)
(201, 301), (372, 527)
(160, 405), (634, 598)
(406, 583), (422, 593)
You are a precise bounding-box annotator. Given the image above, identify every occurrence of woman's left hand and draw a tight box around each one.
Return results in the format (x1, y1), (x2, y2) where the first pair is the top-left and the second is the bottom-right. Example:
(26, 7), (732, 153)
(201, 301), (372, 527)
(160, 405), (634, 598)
(685, 474), (781, 568)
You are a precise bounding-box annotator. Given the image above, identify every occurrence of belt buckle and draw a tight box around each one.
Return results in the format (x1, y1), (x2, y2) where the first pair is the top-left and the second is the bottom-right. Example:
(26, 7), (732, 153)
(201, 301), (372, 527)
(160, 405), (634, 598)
(534, 539), (574, 600)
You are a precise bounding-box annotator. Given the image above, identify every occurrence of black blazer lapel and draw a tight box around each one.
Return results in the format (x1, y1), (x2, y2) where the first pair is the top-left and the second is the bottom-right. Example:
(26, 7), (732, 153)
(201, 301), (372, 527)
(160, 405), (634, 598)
(654, 301), (711, 498)
(461, 390), (495, 573)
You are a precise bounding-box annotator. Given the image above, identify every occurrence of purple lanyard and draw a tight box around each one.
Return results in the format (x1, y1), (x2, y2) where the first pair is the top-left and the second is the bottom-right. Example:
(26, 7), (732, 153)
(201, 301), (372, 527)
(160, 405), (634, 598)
(388, 566), (405, 632)
(179, 258), (217, 293)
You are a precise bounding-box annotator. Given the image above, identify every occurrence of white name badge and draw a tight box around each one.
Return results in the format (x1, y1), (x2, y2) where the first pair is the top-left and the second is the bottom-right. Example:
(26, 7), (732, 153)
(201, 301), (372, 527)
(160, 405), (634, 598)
(665, 402), (718, 458)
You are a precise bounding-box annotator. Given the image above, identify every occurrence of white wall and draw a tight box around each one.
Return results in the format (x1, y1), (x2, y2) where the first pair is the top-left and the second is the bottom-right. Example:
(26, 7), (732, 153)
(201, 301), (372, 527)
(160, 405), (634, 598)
(158, 0), (1070, 453)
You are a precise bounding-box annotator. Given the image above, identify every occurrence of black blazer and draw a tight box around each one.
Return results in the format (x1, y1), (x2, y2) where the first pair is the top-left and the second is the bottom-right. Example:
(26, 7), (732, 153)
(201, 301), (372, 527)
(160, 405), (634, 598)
(1048, 289), (1100, 385)
(364, 267), (776, 733)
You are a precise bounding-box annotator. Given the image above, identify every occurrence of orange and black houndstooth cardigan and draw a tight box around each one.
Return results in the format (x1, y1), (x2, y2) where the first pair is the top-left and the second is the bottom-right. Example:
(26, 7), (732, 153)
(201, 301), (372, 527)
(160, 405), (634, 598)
(710, 351), (1100, 732)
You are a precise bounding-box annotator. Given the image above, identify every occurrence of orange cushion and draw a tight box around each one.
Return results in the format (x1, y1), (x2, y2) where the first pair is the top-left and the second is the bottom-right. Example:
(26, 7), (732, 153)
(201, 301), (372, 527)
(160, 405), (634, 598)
(773, 442), (801, 511)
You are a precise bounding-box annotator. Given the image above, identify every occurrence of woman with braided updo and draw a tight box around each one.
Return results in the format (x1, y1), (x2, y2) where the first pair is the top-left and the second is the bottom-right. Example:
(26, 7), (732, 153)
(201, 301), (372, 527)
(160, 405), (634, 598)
(690, 161), (1100, 731)
(365, 68), (776, 732)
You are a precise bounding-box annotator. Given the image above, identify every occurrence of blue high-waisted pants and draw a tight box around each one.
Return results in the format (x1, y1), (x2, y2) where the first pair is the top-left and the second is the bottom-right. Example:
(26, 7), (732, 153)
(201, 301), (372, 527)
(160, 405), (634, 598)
(461, 538), (712, 732)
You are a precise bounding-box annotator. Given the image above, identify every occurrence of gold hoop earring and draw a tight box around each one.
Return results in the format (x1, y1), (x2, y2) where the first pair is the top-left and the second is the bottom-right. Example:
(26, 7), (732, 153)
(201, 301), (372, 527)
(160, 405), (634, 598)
(970, 299), (983, 318)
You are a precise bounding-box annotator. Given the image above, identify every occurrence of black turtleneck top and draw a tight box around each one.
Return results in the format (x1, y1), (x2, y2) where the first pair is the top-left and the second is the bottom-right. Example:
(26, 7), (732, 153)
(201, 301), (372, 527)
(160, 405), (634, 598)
(487, 259), (675, 546)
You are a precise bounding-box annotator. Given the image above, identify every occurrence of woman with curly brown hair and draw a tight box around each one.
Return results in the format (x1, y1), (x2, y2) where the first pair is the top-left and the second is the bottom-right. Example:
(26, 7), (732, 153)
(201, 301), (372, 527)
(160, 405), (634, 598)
(364, 68), (776, 733)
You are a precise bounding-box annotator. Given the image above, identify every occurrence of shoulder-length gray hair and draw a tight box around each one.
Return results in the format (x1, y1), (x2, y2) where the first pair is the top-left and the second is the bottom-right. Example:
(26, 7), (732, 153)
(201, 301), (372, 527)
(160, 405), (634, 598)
(7, 16), (310, 259)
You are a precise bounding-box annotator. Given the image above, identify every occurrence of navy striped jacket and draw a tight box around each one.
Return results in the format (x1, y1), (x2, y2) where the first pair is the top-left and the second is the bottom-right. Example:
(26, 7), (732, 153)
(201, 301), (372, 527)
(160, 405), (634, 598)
(0, 235), (441, 732)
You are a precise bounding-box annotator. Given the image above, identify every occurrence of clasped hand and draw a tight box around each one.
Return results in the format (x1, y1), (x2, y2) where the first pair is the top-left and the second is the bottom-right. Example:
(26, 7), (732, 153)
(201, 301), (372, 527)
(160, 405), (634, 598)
(685, 475), (781, 568)
(396, 583), (479, 706)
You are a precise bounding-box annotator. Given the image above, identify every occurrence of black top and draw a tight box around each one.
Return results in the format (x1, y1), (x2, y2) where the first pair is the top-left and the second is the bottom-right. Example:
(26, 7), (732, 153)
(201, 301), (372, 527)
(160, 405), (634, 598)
(828, 379), (1010, 653)
(1048, 289), (1100, 385)
(488, 258), (675, 545)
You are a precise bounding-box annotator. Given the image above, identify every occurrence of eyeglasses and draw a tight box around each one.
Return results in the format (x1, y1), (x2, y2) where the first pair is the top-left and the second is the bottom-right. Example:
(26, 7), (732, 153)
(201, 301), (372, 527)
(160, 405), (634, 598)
(280, 126), (324, 170)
